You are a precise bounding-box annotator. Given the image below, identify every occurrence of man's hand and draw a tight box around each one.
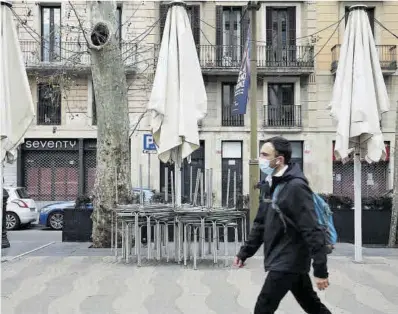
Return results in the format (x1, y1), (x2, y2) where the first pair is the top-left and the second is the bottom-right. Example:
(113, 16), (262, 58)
(233, 256), (245, 268)
(314, 277), (329, 291)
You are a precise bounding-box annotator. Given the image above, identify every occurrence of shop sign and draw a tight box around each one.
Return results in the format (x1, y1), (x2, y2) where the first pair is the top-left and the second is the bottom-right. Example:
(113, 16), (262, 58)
(23, 139), (78, 150)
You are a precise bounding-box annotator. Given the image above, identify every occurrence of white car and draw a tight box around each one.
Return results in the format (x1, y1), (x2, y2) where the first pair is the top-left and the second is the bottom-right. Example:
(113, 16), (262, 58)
(5, 187), (38, 230)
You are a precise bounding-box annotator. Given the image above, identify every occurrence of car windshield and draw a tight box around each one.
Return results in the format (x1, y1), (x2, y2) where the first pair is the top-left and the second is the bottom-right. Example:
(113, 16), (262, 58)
(16, 188), (30, 199)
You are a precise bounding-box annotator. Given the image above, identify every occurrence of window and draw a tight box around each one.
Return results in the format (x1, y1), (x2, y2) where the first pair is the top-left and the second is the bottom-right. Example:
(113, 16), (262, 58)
(266, 7), (296, 47)
(41, 6), (61, 62)
(266, 7), (296, 64)
(91, 81), (97, 126)
(37, 84), (61, 125)
(222, 83), (244, 126)
(159, 4), (200, 45)
(216, 6), (249, 67)
(267, 83), (298, 127)
(345, 7), (375, 36)
(222, 7), (242, 63)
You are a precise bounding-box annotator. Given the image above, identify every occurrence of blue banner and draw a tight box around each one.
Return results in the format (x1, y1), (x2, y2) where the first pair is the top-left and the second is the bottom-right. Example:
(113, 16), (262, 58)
(232, 26), (251, 115)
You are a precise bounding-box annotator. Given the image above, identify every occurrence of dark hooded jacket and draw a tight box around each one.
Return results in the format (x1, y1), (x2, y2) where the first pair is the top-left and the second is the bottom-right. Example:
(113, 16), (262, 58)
(237, 163), (328, 279)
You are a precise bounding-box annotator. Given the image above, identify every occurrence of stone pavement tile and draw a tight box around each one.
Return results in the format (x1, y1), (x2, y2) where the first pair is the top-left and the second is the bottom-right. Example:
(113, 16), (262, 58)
(202, 268), (247, 314)
(1, 256), (48, 284)
(47, 257), (117, 314)
(174, 269), (216, 313)
(326, 257), (397, 314)
(2, 256), (87, 314)
(2, 255), (398, 314)
(14, 257), (93, 314)
(112, 265), (156, 314)
(346, 260), (398, 305)
(79, 262), (130, 314)
(143, 266), (183, 314)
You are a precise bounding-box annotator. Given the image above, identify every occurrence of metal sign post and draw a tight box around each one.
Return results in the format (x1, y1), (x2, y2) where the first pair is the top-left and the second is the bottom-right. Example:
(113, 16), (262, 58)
(142, 134), (157, 190)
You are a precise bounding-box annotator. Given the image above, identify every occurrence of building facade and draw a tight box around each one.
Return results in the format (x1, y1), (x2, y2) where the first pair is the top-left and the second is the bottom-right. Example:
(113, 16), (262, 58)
(4, 1), (398, 207)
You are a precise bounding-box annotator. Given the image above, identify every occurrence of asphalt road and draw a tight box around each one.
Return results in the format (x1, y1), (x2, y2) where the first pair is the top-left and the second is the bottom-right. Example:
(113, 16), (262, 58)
(2, 225), (61, 260)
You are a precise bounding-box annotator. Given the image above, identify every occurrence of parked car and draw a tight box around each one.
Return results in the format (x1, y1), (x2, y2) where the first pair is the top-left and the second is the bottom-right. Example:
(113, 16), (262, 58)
(5, 187), (38, 230)
(38, 188), (153, 230)
(132, 188), (155, 203)
(39, 201), (93, 230)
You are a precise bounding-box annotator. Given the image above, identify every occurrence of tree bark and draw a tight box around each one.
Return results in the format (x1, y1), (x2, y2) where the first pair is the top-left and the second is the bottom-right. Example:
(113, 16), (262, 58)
(88, 1), (131, 248)
(388, 100), (398, 247)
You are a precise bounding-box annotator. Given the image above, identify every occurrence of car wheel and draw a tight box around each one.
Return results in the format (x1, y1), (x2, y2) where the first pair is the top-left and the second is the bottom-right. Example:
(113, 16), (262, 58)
(6, 212), (20, 230)
(48, 212), (64, 230)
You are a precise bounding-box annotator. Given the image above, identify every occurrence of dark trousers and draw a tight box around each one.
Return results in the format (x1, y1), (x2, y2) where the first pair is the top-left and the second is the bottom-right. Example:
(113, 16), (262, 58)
(254, 271), (331, 314)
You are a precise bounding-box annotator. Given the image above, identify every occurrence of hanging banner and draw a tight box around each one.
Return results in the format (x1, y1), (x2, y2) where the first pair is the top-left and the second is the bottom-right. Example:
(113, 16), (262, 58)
(232, 26), (251, 115)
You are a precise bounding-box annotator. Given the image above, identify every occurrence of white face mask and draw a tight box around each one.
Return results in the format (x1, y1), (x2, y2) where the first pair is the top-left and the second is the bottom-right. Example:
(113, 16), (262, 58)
(259, 158), (277, 176)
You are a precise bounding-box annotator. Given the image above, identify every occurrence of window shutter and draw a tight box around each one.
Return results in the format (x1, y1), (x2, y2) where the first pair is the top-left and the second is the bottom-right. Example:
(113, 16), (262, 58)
(287, 7), (296, 47)
(190, 5), (200, 45)
(266, 7), (272, 46)
(159, 3), (168, 41)
(216, 6), (223, 46)
(216, 6), (223, 66)
(241, 5), (250, 47)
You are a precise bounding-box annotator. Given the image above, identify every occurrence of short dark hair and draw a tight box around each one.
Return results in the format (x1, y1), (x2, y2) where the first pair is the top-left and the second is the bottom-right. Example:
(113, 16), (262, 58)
(264, 136), (292, 164)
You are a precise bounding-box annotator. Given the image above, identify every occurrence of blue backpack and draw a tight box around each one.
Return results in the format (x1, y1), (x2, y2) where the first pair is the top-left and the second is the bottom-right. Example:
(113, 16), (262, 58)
(272, 182), (338, 254)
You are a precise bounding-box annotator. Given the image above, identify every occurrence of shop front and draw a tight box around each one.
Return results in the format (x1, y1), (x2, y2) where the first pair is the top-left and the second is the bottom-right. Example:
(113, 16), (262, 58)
(332, 141), (390, 198)
(18, 138), (97, 202)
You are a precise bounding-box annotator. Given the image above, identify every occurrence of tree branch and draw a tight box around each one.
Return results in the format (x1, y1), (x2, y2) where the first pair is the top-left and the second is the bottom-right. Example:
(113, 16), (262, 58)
(68, 0), (100, 51)
(129, 110), (148, 138)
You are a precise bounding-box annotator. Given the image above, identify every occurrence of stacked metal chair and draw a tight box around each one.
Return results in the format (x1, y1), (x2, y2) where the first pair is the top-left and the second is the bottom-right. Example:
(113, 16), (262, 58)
(112, 167), (247, 269)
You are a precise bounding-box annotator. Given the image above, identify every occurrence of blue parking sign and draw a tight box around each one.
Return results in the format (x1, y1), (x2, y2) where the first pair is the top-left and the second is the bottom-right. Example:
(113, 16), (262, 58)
(143, 134), (157, 152)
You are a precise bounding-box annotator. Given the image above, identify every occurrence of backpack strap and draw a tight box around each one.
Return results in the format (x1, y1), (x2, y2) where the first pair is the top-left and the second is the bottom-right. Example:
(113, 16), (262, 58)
(272, 182), (299, 233)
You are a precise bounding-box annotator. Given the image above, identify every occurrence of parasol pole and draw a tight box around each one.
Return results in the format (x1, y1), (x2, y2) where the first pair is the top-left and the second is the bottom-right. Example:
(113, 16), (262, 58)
(175, 148), (182, 207)
(354, 150), (363, 262)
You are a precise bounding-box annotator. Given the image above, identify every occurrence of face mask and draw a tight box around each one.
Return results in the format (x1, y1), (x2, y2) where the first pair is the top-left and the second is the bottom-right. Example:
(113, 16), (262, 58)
(259, 158), (276, 176)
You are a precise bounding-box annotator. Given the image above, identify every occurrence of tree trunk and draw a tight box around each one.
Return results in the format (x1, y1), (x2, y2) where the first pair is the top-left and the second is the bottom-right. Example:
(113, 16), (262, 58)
(88, 1), (131, 248)
(388, 100), (398, 247)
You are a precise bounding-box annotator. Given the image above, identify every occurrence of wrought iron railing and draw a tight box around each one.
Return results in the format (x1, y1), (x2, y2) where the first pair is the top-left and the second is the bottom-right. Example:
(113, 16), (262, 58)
(331, 44), (397, 72)
(154, 44), (315, 69)
(37, 102), (61, 125)
(257, 45), (314, 68)
(19, 40), (137, 67)
(263, 104), (302, 128)
(222, 105), (244, 127)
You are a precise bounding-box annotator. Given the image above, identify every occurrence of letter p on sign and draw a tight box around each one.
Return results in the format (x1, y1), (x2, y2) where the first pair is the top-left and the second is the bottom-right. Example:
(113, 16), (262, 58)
(143, 134), (157, 153)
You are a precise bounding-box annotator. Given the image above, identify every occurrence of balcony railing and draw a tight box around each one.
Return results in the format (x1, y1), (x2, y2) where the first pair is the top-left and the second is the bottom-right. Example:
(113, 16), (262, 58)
(37, 103), (61, 126)
(331, 44), (397, 72)
(19, 40), (137, 68)
(154, 44), (315, 70)
(263, 104), (302, 128)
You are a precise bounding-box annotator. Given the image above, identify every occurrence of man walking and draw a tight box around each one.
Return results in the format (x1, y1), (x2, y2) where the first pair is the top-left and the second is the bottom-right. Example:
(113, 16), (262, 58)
(234, 136), (331, 314)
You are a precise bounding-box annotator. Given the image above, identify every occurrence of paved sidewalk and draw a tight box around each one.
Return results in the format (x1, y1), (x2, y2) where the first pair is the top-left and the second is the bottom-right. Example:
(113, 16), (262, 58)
(2, 244), (398, 314)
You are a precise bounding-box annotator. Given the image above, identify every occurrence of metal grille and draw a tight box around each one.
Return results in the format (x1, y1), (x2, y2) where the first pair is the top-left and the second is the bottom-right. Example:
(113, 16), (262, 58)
(222, 83), (244, 127)
(37, 84), (61, 125)
(84, 150), (97, 197)
(333, 161), (389, 199)
(23, 151), (79, 201)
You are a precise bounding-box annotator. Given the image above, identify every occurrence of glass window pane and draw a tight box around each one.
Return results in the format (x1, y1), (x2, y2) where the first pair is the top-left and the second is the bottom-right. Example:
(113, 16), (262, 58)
(53, 8), (61, 60)
(42, 8), (50, 61)
(291, 141), (302, 158)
